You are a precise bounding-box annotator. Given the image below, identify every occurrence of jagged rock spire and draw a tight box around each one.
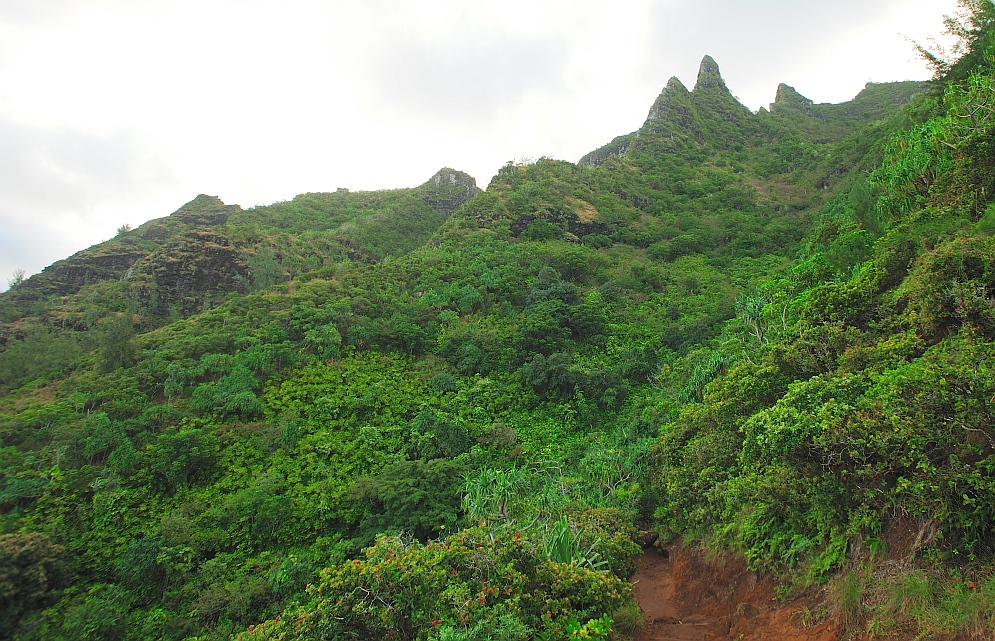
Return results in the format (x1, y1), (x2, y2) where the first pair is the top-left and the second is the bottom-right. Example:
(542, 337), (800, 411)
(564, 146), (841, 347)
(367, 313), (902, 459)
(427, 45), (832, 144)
(694, 55), (728, 92)
(645, 76), (690, 123)
(666, 75), (690, 95)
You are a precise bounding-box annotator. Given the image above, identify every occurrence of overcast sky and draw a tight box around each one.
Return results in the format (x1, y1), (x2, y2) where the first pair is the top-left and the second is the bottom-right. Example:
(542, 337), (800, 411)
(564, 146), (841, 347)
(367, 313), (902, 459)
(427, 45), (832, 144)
(0, 0), (960, 288)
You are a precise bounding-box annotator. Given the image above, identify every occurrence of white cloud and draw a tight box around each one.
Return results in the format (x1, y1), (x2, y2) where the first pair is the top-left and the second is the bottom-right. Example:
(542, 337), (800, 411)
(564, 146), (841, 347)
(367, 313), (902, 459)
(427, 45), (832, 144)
(0, 0), (962, 289)
(0, 115), (180, 285)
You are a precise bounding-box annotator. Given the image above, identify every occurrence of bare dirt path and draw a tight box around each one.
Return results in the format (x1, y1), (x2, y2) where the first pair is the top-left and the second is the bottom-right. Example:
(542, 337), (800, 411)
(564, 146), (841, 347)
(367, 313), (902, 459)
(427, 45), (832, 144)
(631, 551), (708, 641)
(630, 548), (840, 641)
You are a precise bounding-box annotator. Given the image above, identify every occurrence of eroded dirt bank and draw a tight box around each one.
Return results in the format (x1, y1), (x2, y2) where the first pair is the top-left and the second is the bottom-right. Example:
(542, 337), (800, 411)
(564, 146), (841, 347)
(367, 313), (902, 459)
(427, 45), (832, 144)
(631, 547), (840, 641)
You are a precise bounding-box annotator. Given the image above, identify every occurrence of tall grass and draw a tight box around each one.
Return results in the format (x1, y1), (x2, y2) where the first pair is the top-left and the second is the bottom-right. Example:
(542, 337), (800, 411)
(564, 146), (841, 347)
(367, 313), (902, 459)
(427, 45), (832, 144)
(828, 569), (866, 631)
(867, 569), (995, 639)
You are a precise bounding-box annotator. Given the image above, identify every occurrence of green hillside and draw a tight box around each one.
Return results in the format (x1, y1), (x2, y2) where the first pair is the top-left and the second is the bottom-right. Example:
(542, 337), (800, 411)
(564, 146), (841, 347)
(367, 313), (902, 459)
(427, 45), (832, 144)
(2, 4), (995, 639)
(0, 167), (478, 328)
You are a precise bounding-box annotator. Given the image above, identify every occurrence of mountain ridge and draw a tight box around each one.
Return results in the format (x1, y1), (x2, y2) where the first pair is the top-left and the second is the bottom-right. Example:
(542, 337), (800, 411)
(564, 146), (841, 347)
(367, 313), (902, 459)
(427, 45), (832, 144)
(581, 55), (926, 167)
(2, 15), (994, 639)
(0, 168), (479, 331)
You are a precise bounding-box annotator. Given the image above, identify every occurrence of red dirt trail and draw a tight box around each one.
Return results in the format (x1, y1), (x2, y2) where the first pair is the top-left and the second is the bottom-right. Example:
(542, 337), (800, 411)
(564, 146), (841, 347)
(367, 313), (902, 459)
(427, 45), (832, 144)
(631, 547), (840, 641)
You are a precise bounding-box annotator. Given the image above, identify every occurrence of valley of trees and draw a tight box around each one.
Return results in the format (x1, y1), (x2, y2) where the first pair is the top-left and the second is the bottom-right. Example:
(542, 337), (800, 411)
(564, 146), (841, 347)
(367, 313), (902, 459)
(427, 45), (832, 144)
(2, 2), (995, 639)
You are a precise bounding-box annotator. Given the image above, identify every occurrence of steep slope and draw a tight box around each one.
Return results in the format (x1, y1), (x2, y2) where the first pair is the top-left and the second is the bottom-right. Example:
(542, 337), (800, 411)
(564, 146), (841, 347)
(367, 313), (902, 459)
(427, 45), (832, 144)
(644, 21), (995, 639)
(0, 169), (478, 390)
(0, 168), (479, 326)
(582, 57), (925, 169)
(0, 47), (953, 641)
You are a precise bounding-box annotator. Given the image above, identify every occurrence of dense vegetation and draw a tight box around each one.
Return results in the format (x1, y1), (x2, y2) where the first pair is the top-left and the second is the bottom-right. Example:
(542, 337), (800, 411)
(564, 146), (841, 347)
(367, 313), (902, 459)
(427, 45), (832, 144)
(2, 3), (995, 639)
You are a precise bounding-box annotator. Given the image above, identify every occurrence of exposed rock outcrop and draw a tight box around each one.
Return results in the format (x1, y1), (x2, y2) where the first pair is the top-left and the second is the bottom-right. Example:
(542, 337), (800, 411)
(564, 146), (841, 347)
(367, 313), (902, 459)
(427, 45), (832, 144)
(772, 82), (816, 111)
(694, 54), (728, 92)
(168, 194), (241, 226)
(132, 230), (250, 316)
(645, 76), (692, 125)
(420, 168), (482, 215)
(578, 134), (634, 167)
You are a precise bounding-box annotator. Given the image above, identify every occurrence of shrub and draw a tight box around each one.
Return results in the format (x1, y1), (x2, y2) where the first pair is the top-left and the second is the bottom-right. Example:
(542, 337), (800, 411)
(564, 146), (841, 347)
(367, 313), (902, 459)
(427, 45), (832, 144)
(239, 528), (627, 641)
(0, 533), (65, 636)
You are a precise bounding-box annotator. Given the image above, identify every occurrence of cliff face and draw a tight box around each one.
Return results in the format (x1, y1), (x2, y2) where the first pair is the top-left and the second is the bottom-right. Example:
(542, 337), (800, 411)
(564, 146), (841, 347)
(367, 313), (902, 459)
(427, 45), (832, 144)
(578, 134), (633, 168)
(0, 196), (236, 313)
(131, 230), (252, 317)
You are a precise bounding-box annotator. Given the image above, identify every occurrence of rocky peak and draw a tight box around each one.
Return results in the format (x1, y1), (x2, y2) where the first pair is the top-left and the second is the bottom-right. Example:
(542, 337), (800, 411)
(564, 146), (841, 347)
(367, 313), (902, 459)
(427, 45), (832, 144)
(168, 195), (241, 226)
(420, 168), (482, 215)
(645, 76), (691, 123)
(694, 55), (728, 92)
(666, 75), (690, 96)
(425, 168), (477, 191)
(772, 83), (815, 111)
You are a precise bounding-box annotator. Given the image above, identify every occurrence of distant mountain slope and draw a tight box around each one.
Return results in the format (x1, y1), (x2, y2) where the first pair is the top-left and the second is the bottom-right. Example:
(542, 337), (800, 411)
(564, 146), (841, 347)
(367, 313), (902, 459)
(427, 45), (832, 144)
(449, 59), (924, 290)
(0, 168), (479, 328)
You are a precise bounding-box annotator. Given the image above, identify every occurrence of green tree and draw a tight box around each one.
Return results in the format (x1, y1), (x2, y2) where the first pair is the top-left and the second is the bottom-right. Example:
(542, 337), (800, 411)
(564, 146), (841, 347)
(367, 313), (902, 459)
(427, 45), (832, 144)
(43, 584), (133, 641)
(0, 533), (65, 636)
(353, 458), (467, 542)
(98, 312), (136, 372)
(6, 268), (25, 289)
(146, 427), (219, 490)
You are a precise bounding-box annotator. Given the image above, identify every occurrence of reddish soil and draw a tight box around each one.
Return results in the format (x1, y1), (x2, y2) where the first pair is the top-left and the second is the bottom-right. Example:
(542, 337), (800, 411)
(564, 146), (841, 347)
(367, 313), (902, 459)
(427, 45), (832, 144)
(631, 547), (840, 641)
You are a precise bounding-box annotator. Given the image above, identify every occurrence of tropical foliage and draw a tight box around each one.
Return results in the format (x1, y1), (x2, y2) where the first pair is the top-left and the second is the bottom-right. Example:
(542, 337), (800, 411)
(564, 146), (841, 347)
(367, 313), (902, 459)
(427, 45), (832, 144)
(2, 4), (995, 639)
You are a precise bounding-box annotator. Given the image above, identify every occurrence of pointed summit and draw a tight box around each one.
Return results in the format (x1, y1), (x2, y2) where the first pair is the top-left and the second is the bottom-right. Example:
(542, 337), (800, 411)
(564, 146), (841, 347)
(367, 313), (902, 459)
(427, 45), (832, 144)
(645, 76), (690, 123)
(694, 55), (728, 92)
(666, 75), (690, 95)
(773, 83), (814, 110)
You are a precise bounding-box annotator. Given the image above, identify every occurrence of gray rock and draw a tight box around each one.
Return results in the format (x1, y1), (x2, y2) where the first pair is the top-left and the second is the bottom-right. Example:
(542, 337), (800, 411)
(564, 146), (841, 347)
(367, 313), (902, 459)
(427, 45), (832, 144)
(694, 55), (728, 92)
(639, 530), (660, 547)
